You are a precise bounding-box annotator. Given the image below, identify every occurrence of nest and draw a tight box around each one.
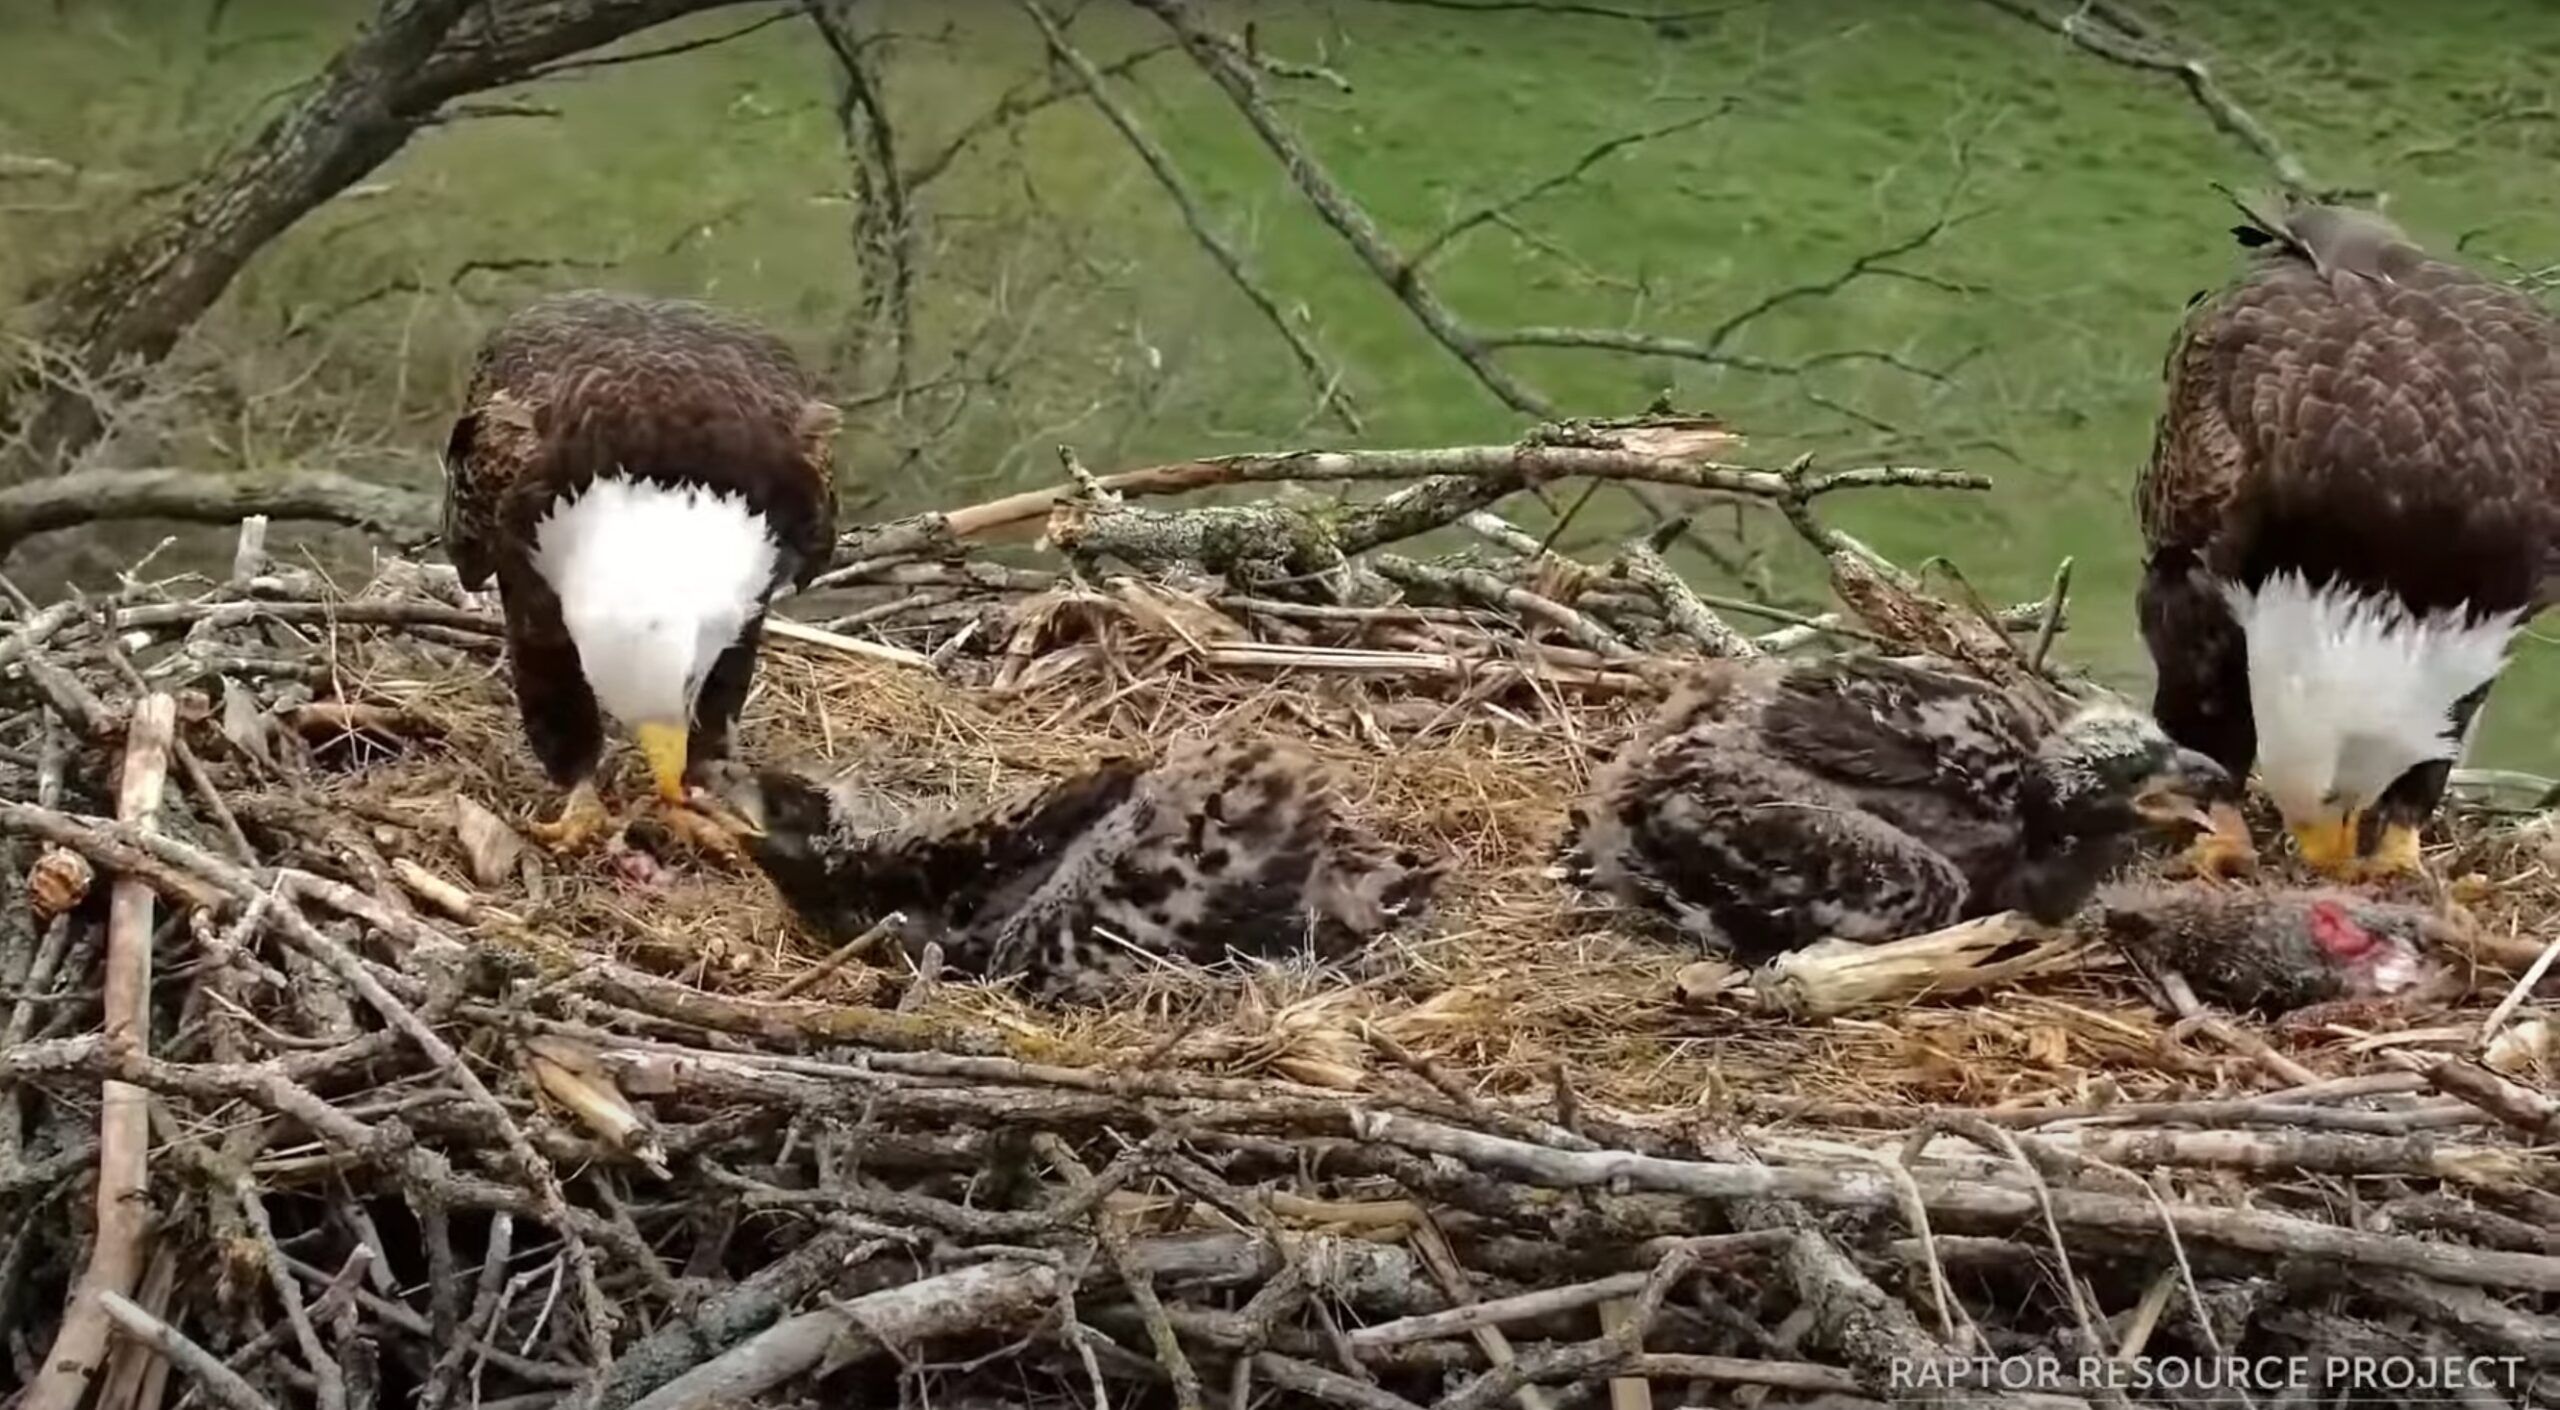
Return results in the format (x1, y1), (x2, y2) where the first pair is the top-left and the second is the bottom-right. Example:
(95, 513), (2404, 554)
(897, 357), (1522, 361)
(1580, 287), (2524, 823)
(6, 416), (2560, 1410)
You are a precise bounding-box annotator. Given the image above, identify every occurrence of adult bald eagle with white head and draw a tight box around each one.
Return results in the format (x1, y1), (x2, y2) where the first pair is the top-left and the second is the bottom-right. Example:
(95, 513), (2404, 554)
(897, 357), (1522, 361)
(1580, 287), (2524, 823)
(441, 290), (840, 854)
(2137, 196), (2560, 882)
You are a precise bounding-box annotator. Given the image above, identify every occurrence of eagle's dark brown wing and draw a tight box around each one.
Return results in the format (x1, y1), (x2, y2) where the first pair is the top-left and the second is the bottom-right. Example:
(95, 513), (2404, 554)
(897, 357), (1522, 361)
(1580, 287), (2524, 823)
(2139, 202), (2560, 614)
(440, 290), (841, 592)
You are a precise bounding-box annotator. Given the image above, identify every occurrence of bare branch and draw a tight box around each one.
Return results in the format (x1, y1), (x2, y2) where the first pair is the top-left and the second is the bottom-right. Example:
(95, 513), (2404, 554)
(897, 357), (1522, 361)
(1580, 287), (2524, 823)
(1480, 326), (1958, 382)
(1973, 0), (2347, 198)
(808, 0), (920, 392)
(4, 0), (772, 478)
(0, 468), (436, 560)
(1121, 0), (1974, 532)
(900, 42), (1177, 192)
(1691, 205), (1983, 356)
(2, 0), (481, 477)
(516, 5), (796, 83)
(1409, 106), (1732, 271)
(1126, 0), (1554, 418)
(1021, 0), (1362, 432)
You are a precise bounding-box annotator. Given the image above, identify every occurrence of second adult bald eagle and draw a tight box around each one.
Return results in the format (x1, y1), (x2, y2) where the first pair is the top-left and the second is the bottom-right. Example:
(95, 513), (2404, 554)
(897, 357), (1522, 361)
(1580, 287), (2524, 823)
(441, 291), (840, 853)
(2138, 197), (2560, 881)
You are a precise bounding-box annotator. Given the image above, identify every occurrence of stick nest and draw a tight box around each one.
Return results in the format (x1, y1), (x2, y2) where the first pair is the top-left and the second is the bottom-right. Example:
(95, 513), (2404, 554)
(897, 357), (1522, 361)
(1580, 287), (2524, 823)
(7, 418), (2560, 1410)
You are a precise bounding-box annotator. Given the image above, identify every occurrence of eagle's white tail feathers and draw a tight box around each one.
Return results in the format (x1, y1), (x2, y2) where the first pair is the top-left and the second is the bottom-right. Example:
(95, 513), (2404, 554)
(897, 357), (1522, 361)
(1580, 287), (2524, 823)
(2222, 570), (2520, 817)
(532, 475), (782, 729)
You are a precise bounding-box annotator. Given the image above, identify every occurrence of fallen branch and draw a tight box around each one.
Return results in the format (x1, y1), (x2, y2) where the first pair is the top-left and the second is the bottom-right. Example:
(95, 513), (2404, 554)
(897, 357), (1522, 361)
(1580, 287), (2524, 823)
(0, 467), (438, 558)
(21, 692), (174, 1410)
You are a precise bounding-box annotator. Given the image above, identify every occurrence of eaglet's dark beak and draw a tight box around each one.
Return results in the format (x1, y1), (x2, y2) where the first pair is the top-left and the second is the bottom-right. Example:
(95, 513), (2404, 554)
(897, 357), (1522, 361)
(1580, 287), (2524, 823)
(2134, 747), (2258, 874)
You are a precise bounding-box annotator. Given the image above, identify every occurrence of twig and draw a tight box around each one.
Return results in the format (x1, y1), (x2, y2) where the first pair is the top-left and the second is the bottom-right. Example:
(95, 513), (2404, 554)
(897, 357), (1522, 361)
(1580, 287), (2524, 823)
(1611, 539), (1758, 657)
(1018, 0), (1361, 432)
(1043, 1137), (1206, 1410)
(1971, 0), (2335, 197)
(268, 882), (624, 1367)
(236, 1169), (348, 1410)
(1409, 107), (1730, 271)
(770, 912), (906, 1000)
(97, 1290), (283, 1410)
(806, 0), (918, 393)
(622, 1259), (1065, 1410)
(1346, 1109), (2560, 1292)
(22, 692), (174, 1410)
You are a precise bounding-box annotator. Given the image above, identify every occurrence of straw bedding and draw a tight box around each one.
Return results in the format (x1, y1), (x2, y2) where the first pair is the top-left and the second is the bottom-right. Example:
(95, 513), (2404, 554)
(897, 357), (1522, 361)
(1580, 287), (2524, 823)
(5, 428), (2560, 1410)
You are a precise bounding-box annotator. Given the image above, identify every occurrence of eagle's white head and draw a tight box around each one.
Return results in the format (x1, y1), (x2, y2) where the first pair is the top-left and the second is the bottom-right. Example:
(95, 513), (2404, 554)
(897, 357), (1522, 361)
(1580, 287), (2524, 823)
(2221, 570), (2520, 874)
(532, 475), (783, 801)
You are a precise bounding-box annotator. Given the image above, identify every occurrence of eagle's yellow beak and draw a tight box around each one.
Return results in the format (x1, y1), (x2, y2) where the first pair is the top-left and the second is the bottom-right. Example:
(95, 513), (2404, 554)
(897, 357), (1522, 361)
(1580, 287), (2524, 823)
(2288, 809), (2364, 879)
(635, 721), (689, 804)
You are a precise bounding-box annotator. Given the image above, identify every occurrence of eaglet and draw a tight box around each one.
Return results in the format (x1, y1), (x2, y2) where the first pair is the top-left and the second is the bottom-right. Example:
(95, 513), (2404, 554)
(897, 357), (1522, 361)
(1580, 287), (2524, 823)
(693, 735), (1442, 1003)
(1567, 653), (2248, 959)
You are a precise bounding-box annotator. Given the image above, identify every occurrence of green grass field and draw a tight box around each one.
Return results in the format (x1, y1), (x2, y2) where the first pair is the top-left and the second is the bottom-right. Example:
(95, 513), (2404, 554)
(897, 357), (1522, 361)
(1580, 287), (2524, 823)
(6, 0), (2560, 767)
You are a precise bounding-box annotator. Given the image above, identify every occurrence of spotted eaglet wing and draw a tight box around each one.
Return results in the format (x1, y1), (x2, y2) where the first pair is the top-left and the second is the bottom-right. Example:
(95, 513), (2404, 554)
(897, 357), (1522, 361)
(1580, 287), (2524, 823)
(1753, 654), (2040, 820)
(957, 737), (1439, 1000)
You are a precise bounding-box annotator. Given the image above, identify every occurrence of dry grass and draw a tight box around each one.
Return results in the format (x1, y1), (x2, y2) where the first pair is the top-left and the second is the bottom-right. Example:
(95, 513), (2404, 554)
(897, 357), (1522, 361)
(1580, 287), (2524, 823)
(287, 590), (2557, 1124)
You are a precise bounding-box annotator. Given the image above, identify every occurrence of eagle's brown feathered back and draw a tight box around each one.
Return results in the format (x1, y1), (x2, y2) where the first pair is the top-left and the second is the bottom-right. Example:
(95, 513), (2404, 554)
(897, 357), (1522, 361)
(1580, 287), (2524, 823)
(441, 290), (840, 593)
(2138, 197), (2560, 616)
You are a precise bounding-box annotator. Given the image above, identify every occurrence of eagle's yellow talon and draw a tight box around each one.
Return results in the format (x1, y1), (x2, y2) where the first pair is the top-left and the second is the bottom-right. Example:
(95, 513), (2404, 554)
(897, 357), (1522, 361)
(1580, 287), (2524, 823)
(528, 781), (611, 854)
(652, 797), (745, 865)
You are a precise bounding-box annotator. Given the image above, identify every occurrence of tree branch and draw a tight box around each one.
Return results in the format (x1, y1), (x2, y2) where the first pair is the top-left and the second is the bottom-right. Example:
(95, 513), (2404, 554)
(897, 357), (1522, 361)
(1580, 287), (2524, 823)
(808, 0), (921, 393)
(516, 5), (795, 83)
(900, 42), (1177, 193)
(0, 468), (437, 561)
(1972, 0), (2346, 198)
(1116, 0), (1955, 458)
(1023, 0), (1362, 433)
(1408, 107), (1732, 271)
(3, 0), (769, 480)
(1127, 0), (1554, 418)
(3, 0), (480, 478)
(1354, 0), (1743, 23)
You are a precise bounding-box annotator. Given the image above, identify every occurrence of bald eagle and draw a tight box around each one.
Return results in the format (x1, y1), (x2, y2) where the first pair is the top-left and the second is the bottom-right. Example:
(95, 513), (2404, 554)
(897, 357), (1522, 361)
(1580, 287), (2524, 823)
(691, 736), (1442, 1003)
(2137, 198), (2560, 882)
(1566, 653), (2240, 959)
(441, 291), (840, 853)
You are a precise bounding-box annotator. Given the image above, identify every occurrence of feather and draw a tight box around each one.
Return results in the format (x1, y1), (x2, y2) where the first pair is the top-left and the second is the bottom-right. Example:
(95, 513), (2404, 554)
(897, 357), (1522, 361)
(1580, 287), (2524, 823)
(529, 477), (783, 731)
